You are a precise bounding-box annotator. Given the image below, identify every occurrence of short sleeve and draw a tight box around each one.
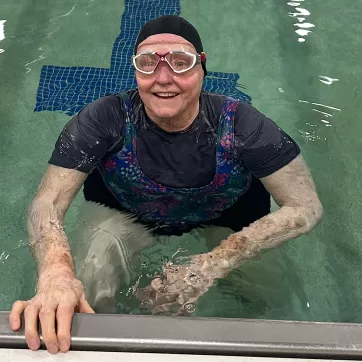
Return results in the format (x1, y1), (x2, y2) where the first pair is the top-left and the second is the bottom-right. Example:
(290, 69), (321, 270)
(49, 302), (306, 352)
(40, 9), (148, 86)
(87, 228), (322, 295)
(48, 95), (126, 173)
(234, 102), (301, 178)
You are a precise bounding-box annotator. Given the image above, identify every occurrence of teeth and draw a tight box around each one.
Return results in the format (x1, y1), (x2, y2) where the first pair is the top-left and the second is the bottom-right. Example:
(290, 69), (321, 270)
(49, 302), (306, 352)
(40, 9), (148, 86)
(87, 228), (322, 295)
(155, 92), (178, 97)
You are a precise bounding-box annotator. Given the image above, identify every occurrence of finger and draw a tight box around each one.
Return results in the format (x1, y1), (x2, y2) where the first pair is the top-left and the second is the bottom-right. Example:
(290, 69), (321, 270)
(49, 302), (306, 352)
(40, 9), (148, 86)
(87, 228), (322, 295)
(78, 299), (95, 314)
(155, 290), (177, 305)
(151, 278), (164, 291)
(56, 304), (74, 353)
(176, 307), (187, 316)
(176, 294), (200, 316)
(176, 298), (198, 316)
(176, 306), (191, 316)
(134, 286), (151, 301)
(152, 302), (177, 315)
(139, 297), (154, 310)
(39, 303), (59, 354)
(24, 301), (41, 351)
(9, 300), (31, 331)
(145, 280), (162, 301)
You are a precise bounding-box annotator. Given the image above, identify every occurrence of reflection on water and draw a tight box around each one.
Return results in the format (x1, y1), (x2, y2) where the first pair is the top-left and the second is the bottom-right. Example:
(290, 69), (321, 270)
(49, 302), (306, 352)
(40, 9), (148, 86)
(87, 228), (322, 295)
(1, 240), (29, 267)
(0, 251), (10, 264)
(287, 0), (315, 43)
(319, 75), (339, 86)
(56, 5), (76, 18)
(85, 0), (95, 16)
(24, 50), (45, 74)
(299, 98), (342, 139)
(0, 20), (6, 54)
(22, 4), (78, 73)
(0, 234), (36, 310)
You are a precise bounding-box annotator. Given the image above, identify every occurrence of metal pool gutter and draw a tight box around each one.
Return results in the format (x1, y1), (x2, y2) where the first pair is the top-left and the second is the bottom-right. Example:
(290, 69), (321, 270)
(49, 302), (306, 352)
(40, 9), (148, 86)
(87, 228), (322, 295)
(1, 312), (362, 359)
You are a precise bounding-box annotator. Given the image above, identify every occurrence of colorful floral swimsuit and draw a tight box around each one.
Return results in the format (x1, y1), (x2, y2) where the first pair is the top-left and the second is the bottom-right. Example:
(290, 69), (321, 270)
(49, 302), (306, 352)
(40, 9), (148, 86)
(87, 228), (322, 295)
(97, 92), (252, 232)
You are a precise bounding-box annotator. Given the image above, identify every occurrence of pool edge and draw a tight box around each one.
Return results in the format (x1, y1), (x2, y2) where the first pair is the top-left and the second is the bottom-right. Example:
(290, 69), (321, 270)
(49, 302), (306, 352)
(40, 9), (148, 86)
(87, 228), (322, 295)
(1, 312), (362, 359)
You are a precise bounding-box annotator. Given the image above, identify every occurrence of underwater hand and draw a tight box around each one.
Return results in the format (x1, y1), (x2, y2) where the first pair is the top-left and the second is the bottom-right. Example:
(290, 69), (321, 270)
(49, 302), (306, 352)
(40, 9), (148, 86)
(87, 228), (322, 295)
(135, 254), (223, 315)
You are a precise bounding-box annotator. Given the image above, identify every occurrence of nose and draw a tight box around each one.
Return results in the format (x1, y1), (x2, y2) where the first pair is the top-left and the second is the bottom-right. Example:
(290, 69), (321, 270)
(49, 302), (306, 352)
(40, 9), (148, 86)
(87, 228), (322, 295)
(154, 62), (174, 85)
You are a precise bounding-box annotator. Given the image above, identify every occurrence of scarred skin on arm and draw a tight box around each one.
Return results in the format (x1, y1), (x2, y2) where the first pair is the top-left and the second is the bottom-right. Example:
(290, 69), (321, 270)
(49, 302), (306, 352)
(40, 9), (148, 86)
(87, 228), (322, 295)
(208, 154), (324, 276)
(136, 154), (324, 316)
(9, 165), (94, 354)
(27, 165), (88, 274)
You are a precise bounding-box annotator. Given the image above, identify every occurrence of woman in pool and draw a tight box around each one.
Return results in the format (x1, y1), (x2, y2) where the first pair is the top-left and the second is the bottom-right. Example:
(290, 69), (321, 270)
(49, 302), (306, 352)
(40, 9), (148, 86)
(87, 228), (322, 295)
(9, 15), (323, 354)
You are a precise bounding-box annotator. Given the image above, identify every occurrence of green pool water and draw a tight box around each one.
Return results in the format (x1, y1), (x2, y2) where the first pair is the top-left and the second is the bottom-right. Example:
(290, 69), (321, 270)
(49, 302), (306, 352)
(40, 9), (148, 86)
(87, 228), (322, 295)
(0, 0), (361, 322)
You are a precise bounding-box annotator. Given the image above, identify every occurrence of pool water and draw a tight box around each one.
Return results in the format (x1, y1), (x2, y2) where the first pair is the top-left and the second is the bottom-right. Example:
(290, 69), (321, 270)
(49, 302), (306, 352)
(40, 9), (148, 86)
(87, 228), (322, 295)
(0, 0), (362, 322)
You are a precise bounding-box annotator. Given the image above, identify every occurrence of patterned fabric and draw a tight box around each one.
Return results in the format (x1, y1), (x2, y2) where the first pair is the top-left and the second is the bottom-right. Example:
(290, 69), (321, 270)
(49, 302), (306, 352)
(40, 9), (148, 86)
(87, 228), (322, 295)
(98, 93), (252, 227)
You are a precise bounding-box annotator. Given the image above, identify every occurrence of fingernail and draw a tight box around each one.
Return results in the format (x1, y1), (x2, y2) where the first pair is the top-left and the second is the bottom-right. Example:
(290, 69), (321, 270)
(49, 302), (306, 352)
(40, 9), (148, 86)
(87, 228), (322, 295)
(48, 343), (59, 354)
(29, 339), (39, 350)
(60, 340), (69, 352)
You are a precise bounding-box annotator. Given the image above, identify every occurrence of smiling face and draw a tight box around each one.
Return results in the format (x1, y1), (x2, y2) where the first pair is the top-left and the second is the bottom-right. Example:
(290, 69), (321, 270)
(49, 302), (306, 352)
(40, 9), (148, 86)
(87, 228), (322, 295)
(135, 34), (204, 126)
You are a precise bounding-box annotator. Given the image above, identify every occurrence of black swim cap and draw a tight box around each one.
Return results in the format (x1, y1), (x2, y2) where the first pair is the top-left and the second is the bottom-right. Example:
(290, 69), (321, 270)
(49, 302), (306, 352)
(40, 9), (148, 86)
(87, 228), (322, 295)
(134, 15), (207, 76)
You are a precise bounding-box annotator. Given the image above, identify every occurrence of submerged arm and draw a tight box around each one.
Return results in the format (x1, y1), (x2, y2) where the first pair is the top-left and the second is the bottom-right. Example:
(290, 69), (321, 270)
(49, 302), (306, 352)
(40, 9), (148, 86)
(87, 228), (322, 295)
(209, 154), (324, 274)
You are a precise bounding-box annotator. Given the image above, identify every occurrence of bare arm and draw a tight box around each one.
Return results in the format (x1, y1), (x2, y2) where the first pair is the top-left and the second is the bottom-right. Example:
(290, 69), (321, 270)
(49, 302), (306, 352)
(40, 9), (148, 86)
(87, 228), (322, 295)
(10, 96), (120, 353)
(28, 164), (88, 275)
(210, 154), (324, 273)
(10, 165), (94, 354)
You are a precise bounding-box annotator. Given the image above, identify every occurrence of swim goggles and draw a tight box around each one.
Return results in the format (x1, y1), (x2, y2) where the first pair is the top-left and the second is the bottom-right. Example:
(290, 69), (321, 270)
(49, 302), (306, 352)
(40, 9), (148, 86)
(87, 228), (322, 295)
(132, 50), (206, 74)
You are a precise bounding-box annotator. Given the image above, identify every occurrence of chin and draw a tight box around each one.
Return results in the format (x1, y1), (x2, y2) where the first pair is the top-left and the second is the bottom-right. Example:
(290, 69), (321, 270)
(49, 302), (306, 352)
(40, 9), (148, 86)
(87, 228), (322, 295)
(151, 107), (181, 120)
(156, 112), (180, 120)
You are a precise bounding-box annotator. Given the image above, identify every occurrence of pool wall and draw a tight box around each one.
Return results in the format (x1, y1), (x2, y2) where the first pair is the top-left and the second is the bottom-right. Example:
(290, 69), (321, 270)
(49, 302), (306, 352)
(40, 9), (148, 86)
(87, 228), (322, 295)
(1, 312), (362, 359)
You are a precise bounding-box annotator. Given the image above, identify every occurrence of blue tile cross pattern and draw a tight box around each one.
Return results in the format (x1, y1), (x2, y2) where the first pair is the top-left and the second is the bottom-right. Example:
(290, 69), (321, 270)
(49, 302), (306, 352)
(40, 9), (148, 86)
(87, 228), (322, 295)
(34, 0), (251, 116)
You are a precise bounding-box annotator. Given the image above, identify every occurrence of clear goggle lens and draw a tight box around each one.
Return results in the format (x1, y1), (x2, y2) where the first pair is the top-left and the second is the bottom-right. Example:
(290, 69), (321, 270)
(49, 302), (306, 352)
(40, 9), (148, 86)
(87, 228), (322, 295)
(132, 51), (205, 74)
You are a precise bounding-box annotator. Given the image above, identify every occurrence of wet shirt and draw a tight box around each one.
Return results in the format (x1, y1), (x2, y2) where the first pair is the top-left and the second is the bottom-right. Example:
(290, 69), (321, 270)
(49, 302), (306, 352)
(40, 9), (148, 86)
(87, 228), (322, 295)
(49, 90), (300, 232)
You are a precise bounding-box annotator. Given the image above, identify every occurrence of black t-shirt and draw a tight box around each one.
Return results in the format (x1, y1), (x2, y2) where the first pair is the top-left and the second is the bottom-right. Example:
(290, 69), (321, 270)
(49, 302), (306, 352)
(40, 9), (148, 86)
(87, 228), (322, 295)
(49, 90), (300, 232)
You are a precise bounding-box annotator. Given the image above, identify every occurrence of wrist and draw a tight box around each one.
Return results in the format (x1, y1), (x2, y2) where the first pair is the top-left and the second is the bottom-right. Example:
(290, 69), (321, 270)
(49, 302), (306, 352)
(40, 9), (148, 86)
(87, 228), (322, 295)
(37, 266), (75, 287)
(38, 249), (75, 273)
(208, 233), (258, 275)
(196, 252), (231, 280)
(38, 262), (75, 279)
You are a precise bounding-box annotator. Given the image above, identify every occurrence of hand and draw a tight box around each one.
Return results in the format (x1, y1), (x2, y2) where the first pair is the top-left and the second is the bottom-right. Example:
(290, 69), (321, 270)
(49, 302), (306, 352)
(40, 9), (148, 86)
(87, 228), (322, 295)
(9, 268), (94, 354)
(135, 253), (224, 316)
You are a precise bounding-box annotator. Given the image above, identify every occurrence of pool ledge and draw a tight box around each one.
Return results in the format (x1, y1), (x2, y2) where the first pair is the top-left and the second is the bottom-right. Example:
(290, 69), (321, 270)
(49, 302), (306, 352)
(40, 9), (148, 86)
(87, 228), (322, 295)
(1, 312), (362, 359)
